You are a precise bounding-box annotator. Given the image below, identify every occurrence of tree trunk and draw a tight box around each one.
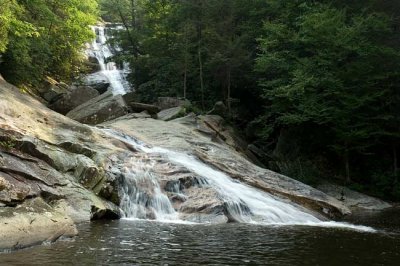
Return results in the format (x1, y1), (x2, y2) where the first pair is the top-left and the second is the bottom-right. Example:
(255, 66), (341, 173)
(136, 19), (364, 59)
(195, 1), (204, 110)
(344, 145), (351, 183)
(183, 65), (187, 99)
(198, 48), (205, 111)
(227, 67), (231, 115)
(393, 144), (398, 184)
(115, 0), (139, 90)
(183, 26), (188, 99)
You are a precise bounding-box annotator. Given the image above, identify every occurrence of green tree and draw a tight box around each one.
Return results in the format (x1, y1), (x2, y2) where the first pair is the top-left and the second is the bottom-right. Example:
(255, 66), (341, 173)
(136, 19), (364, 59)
(256, 2), (400, 182)
(0, 0), (98, 85)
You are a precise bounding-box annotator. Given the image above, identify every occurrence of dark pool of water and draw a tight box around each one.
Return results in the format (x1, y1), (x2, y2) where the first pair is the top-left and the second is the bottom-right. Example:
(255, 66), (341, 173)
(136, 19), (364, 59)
(1, 209), (400, 266)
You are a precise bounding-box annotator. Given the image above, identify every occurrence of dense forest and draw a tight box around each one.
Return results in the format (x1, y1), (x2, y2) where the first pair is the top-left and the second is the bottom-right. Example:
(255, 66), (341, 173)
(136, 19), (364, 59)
(1, 0), (399, 201)
(98, 0), (400, 201)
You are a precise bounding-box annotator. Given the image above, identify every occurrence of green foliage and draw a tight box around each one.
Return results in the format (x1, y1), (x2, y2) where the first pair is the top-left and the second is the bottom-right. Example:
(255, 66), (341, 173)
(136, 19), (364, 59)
(255, 1), (400, 182)
(100, 0), (269, 111)
(274, 158), (321, 186)
(0, 138), (16, 151)
(0, 0), (98, 85)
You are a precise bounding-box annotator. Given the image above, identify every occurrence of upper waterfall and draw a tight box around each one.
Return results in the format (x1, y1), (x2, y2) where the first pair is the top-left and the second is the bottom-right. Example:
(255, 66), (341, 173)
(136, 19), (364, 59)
(88, 25), (130, 95)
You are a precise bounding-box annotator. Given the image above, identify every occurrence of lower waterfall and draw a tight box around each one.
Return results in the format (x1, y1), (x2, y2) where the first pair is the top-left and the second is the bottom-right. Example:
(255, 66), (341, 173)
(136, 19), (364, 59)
(104, 129), (375, 231)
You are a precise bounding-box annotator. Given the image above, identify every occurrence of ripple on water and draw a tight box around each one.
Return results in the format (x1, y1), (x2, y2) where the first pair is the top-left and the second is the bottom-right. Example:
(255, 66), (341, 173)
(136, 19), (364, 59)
(0, 218), (399, 265)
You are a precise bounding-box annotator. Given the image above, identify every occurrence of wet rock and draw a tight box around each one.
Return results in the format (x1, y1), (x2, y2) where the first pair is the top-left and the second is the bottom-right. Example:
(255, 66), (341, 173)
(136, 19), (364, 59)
(91, 204), (121, 220)
(106, 117), (351, 219)
(67, 91), (128, 125)
(172, 113), (197, 127)
(86, 56), (102, 73)
(49, 86), (100, 115)
(197, 115), (249, 155)
(0, 73), (356, 244)
(0, 198), (78, 250)
(178, 188), (228, 223)
(81, 72), (110, 94)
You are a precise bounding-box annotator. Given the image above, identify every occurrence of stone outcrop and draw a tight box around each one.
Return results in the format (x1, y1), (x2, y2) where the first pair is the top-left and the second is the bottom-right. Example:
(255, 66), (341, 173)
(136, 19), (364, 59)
(157, 106), (185, 121)
(125, 102), (160, 115)
(0, 198), (78, 250)
(102, 115), (352, 219)
(66, 90), (128, 125)
(0, 79), (124, 250)
(316, 183), (392, 211)
(39, 77), (72, 103)
(85, 56), (102, 73)
(80, 72), (110, 94)
(157, 97), (190, 110)
(207, 101), (227, 117)
(49, 86), (100, 115)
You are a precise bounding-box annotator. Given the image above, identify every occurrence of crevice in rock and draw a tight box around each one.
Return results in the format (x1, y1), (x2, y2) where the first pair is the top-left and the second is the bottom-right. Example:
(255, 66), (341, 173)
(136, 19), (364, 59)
(90, 205), (120, 220)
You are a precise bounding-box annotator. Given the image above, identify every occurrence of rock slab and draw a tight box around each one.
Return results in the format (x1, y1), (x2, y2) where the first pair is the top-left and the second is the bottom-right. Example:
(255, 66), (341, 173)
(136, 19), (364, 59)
(67, 91), (128, 125)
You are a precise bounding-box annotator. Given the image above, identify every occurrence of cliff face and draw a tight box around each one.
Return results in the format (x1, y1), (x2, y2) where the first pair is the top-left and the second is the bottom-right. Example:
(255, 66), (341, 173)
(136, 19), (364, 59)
(0, 77), (352, 250)
(0, 78), (123, 250)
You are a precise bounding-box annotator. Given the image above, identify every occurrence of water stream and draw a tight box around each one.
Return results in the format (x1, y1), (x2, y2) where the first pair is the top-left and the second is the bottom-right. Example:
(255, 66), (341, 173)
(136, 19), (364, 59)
(103, 129), (375, 232)
(88, 25), (130, 95)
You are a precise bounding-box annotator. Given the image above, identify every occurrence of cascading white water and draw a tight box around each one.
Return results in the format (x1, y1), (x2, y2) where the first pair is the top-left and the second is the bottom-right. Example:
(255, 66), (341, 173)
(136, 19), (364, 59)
(119, 154), (179, 221)
(89, 25), (130, 95)
(103, 129), (375, 231)
(149, 148), (320, 224)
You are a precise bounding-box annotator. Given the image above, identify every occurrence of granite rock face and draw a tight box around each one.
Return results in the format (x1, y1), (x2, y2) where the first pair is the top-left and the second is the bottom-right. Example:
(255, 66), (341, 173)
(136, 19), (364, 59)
(317, 183), (392, 211)
(49, 86), (100, 115)
(0, 79), (123, 250)
(66, 91), (128, 125)
(102, 115), (352, 219)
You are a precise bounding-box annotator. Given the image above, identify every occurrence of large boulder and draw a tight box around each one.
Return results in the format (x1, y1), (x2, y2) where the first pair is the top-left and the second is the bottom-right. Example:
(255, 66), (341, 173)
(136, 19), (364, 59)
(39, 77), (72, 103)
(66, 91), (128, 125)
(316, 183), (392, 211)
(0, 198), (78, 250)
(157, 97), (190, 110)
(157, 106), (185, 121)
(85, 56), (102, 73)
(49, 86), (100, 115)
(122, 91), (139, 104)
(207, 101), (227, 117)
(0, 78), (126, 250)
(80, 72), (110, 94)
(126, 102), (160, 115)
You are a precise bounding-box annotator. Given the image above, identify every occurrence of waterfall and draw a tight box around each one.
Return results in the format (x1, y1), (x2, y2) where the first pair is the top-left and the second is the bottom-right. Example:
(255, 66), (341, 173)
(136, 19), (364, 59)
(88, 25), (130, 95)
(103, 129), (375, 231)
(118, 153), (179, 222)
